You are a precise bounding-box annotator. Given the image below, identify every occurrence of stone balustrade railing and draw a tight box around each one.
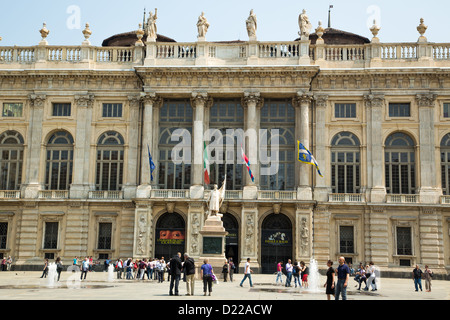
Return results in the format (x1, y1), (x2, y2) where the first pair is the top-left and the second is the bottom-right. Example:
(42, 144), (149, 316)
(2, 40), (450, 68)
(88, 190), (123, 200)
(39, 190), (69, 199)
(329, 193), (365, 202)
(151, 189), (190, 199)
(258, 190), (297, 200)
(386, 194), (419, 203)
(0, 190), (20, 199)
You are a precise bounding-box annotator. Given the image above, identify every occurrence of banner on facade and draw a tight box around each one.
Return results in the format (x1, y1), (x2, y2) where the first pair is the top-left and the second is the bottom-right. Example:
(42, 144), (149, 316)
(156, 230), (185, 245)
(262, 230), (291, 246)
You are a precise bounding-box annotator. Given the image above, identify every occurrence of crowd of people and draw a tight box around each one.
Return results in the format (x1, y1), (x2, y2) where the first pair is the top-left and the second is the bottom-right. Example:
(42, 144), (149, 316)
(275, 259), (310, 288)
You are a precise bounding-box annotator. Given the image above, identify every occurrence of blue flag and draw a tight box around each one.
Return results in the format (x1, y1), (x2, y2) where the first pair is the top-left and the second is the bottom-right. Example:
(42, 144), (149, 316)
(147, 144), (156, 182)
(297, 141), (323, 177)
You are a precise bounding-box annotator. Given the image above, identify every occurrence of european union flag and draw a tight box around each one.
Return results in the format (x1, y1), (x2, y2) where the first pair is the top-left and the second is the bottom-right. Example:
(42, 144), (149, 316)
(297, 141), (323, 177)
(147, 144), (156, 182)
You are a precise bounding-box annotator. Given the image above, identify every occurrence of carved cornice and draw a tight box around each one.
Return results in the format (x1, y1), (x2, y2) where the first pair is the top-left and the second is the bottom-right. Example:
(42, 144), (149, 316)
(415, 93), (437, 108)
(364, 94), (385, 108)
(313, 94), (329, 108)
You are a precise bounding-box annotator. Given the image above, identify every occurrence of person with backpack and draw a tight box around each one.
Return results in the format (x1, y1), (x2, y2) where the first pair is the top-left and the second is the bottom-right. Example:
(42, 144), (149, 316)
(222, 260), (229, 282)
(293, 261), (301, 288)
(228, 258), (236, 282)
(183, 253), (196, 296)
(55, 257), (63, 281)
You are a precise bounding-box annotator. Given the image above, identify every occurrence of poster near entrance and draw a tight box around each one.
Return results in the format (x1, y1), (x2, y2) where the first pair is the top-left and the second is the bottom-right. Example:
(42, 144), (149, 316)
(154, 212), (185, 260)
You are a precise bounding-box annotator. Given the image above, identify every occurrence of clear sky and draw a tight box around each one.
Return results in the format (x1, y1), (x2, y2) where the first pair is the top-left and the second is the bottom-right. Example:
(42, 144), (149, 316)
(0, 0), (448, 46)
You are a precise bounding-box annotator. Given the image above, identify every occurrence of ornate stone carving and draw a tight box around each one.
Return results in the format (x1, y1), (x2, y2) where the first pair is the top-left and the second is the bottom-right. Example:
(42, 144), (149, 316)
(136, 23), (145, 46)
(415, 93), (437, 108)
(246, 9), (257, 39)
(82, 23), (92, 45)
(191, 91), (212, 108)
(242, 91), (263, 108)
(190, 213), (201, 254)
(29, 94), (46, 108)
(417, 18), (427, 38)
(140, 91), (161, 107)
(245, 213), (255, 255)
(166, 202), (175, 214)
(364, 94), (385, 108)
(300, 217), (309, 255)
(298, 9), (312, 40)
(137, 213), (147, 254)
(315, 21), (325, 40)
(74, 93), (94, 108)
(314, 94), (329, 108)
(293, 91), (313, 107)
(273, 203), (281, 214)
(39, 23), (49, 44)
(146, 9), (158, 41)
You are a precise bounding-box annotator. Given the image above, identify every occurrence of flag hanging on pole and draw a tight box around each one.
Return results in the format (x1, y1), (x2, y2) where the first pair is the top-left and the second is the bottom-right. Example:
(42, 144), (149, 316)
(241, 146), (255, 182)
(147, 144), (156, 182)
(297, 141), (323, 177)
(203, 141), (210, 185)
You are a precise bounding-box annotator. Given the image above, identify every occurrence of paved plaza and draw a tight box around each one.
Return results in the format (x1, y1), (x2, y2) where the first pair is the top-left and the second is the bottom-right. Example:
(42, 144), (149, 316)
(0, 270), (448, 301)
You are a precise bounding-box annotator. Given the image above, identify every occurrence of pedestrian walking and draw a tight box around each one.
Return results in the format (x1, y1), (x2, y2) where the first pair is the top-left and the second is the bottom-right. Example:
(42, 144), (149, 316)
(40, 258), (49, 278)
(424, 265), (433, 292)
(183, 253), (196, 296)
(159, 258), (166, 283)
(80, 257), (89, 280)
(239, 258), (253, 287)
(285, 259), (293, 287)
(228, 258), (235, 282)
(201, 258), (214, 296)
(335, 257), (350, 300)
(169, 253), (183, 296)
(324, 260), (335, 300)
(222, 260), (229, 282)
(412, 265), (423, 292)
(275, 261), (283, 285)
(56, 257), (63, 281)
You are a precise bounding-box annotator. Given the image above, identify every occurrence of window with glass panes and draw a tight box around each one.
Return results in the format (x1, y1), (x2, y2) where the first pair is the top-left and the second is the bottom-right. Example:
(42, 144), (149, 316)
(331, 132), (360, 193)
(0, 131), (24, 190)
(102, 103), (122, 118)
(0, 222), (7, 249)
(52, 103), (71, 117)
(396, 226), (412, 255)
(158, 100), (192, 189)
(2, 103), (23, 117)
(339, 225), (354, 253)
(260, 100), (295, 190)
(440, 133), (450, 195)
(43, 222), (58, 249)
(45, 131), (73, 190)
(95, 131), (124, 191)
(385, 132), (416, 194)
(389, 103), (411, 117)
(335, 103), (356, 118)
(209, 100), (244, 190)
(98, 222), (112, 250)
(444, 103), (450, 118)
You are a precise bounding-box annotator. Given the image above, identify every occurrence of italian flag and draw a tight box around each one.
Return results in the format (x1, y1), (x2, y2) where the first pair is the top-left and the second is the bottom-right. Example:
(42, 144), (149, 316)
(204, 141), (210, 185)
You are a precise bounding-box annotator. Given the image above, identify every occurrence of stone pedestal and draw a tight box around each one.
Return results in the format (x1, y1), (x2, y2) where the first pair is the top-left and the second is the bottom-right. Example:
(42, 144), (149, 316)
(136, 184), (152, 199)
(197, 215), (228, 279)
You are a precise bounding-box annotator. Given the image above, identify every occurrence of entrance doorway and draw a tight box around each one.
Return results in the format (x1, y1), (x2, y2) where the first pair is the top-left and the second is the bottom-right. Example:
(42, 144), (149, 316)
(260, 213), (293, 274)
(223, 213), (239, 272)
(154, 212), (185, 260)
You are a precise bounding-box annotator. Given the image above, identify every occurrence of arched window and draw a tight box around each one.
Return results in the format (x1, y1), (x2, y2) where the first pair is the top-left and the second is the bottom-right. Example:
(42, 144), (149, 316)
(0, 131), (24, 190)
(331, 132), (361, 193)
(95, 131), (124, 191)
(45, 131), (74, 190)
(385, 132), (416, 194)
(440, 133), (450, 195)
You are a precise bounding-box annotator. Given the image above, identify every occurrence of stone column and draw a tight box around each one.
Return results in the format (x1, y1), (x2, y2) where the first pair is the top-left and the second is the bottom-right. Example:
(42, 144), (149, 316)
(23, 93), (46, 199)
(313, 94), (329, 201)
(136, 92), (160, 198)
(293, 91), (313, 200)
(416, 93), (440, 203)
(122, 95), (140, 199)
(364, 94), (386, 202)
(133, 202), (153, 259)
(69, 93), (94, 199)
(190, 91), (211, 199)
(242, 91), (262, 199)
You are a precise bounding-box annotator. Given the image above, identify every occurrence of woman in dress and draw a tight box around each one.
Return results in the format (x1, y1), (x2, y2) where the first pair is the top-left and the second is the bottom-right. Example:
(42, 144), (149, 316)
(324, 260), (335, 300)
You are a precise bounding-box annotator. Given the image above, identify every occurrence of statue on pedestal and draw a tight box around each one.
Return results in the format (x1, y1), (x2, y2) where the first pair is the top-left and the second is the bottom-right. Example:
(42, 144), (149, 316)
(246, 9), (257, 38)
(147, 8), (158, 41)
(197, 12), (210, 39)
(298, 9), (312, 40)
(207, 176), (226, 218)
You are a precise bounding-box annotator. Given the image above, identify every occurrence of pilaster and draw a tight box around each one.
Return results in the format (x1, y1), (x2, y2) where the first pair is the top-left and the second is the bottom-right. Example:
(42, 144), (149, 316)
(240, 202), (259, 271)
(133, 202), (153, 259)
(419, 207), (445, 268)
(313, 94), (330, 201)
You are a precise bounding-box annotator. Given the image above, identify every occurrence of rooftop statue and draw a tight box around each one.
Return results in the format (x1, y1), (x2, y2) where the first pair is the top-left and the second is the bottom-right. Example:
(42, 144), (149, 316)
(298, 9), (312, 40)
(197, 12), (210, 39)
(207, 176), (226, 218)
(147, 8), (158, 41)
(246, 9), (257, 38)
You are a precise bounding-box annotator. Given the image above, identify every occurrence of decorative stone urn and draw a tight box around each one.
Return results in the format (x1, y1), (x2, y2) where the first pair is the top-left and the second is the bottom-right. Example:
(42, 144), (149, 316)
(82, 23), (92, 45)
(417, 18), (427, 42)
(39, 23), (49, 45)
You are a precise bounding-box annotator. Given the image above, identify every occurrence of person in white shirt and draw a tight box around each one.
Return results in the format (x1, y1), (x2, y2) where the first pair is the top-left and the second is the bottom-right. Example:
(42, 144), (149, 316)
(285, 259), (293, 287)
(239, 257), (253, 287)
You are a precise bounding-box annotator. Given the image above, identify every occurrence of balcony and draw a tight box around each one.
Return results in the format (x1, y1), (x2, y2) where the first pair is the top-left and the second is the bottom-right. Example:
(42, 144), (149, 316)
(258, 190), (297, 200)
(386, 194), (419, 204)
(88, 191), (123, 200)
(440, 196), (450, 204)
(151, 189), (190, 199)
(328, 193), (365, 203)
(38, 190), (69, 199)
(0, 190), (20, 199)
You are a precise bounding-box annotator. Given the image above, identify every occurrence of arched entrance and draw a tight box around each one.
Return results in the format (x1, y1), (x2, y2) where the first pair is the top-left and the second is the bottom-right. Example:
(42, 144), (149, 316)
(222, 213), (239, 269)
(154, 212), (185, 260)
(260, 213), (293, 274)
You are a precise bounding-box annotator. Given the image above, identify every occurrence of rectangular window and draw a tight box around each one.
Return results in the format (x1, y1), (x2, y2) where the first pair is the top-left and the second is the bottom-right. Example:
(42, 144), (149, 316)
(52, 103), (71, 117)
(2, 103), (23, 117)
(0, 222), (7, 249)
(444, 103), (450, 118)
(98, 222), (112, 250)
(396, 227), (412, 255)
(335, 103), (356, 118)
(43, 222), (58, 249)
(339, 225), (354, 253)
(389, 103), (410, 117)
(102, 103), (122, 118)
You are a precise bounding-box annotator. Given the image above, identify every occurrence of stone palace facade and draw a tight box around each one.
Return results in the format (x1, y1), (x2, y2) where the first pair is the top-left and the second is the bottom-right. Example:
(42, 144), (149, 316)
(0, 11), (449, 278)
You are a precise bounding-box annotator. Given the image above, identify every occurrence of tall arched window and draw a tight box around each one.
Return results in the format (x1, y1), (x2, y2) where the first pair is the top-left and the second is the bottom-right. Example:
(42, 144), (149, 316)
(385, 132), (416, 194)
(45, 131), (74, 190)
(0, 131), (24, 190)
(96, 131), (124, 191)
(331, 132), (361, 193)
(440, 133), (450, 195)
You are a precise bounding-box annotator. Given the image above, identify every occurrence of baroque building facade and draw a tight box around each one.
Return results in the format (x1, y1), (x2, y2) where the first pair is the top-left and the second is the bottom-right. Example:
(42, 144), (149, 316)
(0, 13), (449, 278)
